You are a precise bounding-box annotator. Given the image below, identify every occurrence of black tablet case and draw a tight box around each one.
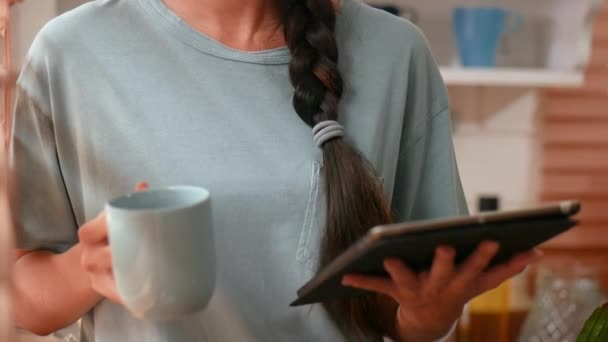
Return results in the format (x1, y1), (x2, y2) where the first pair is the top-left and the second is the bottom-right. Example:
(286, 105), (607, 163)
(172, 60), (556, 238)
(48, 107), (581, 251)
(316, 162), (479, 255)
(291, 215), (577, 306)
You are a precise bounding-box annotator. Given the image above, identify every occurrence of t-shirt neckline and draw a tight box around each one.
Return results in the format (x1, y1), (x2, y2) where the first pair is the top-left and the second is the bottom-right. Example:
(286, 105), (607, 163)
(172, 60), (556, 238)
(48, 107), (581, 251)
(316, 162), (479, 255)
(138, 0), (354, 65)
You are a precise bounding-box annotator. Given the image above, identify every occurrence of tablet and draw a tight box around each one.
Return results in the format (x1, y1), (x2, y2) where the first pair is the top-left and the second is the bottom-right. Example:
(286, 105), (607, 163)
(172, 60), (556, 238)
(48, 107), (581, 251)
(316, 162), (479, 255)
(290, 200), (580, 306)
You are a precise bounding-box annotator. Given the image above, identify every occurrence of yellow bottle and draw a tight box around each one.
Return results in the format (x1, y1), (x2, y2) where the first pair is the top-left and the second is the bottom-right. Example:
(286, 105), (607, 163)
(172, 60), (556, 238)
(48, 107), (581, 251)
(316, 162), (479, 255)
(465, 196), (511, 342)
(468, 280), (511, 342)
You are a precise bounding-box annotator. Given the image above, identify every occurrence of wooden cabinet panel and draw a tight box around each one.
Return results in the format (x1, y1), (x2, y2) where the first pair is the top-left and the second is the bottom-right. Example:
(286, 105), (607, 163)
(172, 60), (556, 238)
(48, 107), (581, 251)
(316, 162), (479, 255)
(543, 148), (608, 171)
(543, 225), (608, 250)
(590, 41), (608, 68)
(543, 174), (608, 196)
(594, 15), (608, 43)
(542, 122), (608, 146)
(584, 69), (608, 92)
(543, 94), (608, 120)
(539, 1), (608, 274)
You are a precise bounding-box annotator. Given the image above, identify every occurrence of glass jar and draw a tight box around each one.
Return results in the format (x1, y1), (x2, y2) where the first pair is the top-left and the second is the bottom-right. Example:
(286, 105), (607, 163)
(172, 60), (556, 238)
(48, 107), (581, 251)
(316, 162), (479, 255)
(518, 262), (605, 342)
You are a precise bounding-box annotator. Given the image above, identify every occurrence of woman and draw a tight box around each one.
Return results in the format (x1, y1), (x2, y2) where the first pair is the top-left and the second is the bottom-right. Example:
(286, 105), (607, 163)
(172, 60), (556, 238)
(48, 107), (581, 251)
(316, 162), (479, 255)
(10, 0), (538, 341)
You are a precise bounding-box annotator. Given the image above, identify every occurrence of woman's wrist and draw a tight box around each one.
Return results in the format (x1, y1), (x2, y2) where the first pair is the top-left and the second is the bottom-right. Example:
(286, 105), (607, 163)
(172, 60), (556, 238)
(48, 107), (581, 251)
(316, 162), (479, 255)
(393, 307), (458, 342)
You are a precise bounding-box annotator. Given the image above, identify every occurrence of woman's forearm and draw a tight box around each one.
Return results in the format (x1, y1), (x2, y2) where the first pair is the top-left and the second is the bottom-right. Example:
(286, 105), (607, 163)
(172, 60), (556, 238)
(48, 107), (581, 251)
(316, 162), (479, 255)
(12, 244), (102, 336)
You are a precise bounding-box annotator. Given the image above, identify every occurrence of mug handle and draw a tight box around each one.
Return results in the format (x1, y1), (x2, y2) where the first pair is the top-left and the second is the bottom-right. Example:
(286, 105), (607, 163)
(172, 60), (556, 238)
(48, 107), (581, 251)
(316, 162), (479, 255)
(505, 12), (523, 33)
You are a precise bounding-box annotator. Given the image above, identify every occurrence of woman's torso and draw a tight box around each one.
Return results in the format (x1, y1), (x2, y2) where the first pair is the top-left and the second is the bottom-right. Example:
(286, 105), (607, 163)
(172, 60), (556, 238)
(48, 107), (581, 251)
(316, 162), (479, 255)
(15, 0), (454, 340)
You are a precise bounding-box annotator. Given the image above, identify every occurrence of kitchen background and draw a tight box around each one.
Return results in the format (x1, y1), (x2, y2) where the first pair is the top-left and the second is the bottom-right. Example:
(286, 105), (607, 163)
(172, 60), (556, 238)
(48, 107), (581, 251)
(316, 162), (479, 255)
(2, 0), (607, 341)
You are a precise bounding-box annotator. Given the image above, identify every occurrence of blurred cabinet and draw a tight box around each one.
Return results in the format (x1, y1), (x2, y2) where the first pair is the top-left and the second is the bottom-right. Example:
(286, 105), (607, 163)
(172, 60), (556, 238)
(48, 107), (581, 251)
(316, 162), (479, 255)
(539, 1), (608, 293)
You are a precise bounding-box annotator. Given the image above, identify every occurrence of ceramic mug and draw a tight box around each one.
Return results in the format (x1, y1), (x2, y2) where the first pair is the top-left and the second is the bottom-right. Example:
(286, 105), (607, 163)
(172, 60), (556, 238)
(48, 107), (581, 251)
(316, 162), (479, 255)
(453, 7), (523, 67)
(107, 186), (215, 320)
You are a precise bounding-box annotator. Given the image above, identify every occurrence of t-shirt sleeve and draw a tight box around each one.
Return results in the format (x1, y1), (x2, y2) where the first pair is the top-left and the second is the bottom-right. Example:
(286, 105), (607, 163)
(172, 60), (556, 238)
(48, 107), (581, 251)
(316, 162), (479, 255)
(9, 39), (79, 252)
(391, 27), (469, 222)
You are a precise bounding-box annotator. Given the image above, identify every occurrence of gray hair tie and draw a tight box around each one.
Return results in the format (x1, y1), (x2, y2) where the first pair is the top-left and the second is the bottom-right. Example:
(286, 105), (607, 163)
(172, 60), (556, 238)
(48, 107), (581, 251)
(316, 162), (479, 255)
(312, 120), (345, 147)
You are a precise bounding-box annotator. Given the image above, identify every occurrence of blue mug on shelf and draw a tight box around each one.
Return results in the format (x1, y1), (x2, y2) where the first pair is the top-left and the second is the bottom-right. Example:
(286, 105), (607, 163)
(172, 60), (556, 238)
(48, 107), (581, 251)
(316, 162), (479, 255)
(453, 7), (523, 67)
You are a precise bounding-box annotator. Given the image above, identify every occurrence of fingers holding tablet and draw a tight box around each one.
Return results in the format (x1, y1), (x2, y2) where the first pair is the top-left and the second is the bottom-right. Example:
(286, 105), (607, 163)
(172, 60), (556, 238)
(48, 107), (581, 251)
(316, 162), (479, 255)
(478, 249), (542, 293)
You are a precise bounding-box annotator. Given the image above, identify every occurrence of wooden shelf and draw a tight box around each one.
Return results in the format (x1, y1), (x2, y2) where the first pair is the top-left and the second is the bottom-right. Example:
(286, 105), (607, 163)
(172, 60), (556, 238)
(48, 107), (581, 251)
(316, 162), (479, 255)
(366, 0), (602, 16)
(441, 67), (584, 88)
(366, 0), (602, 87)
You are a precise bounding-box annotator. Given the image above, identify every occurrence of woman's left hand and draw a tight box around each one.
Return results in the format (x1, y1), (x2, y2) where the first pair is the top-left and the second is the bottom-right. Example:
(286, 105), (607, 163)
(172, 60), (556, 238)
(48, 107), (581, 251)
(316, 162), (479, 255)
(342, 241), (541, 341)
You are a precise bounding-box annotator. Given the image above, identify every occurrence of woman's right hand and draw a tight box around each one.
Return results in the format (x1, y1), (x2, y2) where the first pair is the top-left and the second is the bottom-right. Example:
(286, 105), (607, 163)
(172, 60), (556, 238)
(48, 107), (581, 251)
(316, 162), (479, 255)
(78, 182), (148, 304)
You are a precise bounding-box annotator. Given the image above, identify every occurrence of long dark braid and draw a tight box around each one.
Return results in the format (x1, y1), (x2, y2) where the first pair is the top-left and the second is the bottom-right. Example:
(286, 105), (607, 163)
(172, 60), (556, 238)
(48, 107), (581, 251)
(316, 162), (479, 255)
(277, 0), (395, 339)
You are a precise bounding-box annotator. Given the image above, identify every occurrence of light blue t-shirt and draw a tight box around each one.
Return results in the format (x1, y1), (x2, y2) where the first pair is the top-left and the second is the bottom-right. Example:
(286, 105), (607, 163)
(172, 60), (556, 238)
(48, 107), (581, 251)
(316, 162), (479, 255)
(11, 0), (468, 340)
